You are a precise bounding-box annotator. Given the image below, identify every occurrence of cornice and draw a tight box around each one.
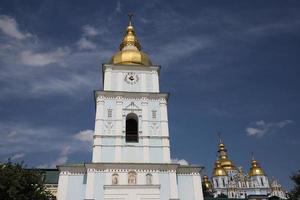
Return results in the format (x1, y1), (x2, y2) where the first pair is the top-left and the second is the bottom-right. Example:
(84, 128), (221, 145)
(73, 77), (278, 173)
(57, 163), (204, 175)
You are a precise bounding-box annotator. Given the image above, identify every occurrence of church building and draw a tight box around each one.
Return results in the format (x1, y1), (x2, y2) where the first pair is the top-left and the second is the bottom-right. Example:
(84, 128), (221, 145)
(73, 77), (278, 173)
(202, 139), (287, 199)
(56, 17), (204, 200)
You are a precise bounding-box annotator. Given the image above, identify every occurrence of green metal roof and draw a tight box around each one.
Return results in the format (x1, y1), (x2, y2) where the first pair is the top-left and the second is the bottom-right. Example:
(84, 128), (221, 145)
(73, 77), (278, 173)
(41, 169), (59, 184)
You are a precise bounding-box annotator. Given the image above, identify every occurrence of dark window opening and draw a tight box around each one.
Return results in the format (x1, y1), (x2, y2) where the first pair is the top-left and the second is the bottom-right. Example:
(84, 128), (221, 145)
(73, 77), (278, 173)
(260, 178), (264, 186)
(126, 114), (138, 143)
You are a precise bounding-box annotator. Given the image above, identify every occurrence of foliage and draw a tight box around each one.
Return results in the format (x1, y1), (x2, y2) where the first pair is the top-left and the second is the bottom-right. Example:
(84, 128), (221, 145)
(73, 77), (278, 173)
(0, 160), (55, 200)
(290, 170), (300, 200)
(268, 196), (280, 200)
(217, 193), (228, 198)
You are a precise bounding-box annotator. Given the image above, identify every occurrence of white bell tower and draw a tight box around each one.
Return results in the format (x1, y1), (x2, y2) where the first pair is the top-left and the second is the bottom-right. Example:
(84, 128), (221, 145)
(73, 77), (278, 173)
(57, 15), (203, 200)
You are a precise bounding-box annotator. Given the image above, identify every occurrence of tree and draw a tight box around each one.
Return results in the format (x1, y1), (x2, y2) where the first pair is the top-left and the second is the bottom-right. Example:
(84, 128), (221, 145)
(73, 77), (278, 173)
(217, 193), (228, 198)
(0, 160), (55, 200)
(290, 170), (300, 200)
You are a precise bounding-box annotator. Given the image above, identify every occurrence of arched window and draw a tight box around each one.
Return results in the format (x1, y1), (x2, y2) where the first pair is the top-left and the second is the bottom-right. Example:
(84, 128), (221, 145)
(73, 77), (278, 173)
(146, 173), (152, 185)
(128, 171), (137, 185)
(126, 113), (138, 143)
(112, 174), (119, 185)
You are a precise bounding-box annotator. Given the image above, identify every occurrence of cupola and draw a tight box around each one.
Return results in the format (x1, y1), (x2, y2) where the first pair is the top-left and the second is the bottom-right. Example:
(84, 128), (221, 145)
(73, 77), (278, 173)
(249, 156), (265, 176)
(109, 14), (152, 66)
(213, 160), (227, 177)
(217, 138), (236, 171)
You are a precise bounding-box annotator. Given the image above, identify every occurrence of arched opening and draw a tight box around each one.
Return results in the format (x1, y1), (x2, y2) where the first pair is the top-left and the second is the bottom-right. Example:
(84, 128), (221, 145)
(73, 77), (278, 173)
(126, 113), (138, 143)
(128, 171), (137, 185)
(112, 174), (119, 185)
(146, 173), (152, 185)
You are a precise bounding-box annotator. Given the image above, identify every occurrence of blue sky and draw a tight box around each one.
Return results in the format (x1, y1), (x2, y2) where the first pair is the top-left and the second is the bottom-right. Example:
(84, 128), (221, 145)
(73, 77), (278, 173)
(0, 0), (299, 190)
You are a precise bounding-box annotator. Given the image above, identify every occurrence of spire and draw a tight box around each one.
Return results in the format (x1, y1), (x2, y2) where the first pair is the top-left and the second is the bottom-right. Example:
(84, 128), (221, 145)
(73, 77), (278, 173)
(119, 13), (141, 51)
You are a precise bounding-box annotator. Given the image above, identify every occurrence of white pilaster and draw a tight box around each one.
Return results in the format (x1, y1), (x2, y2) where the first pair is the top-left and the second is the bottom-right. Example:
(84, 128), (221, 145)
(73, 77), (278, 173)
(114, 96), (123, 162)
(85, 169), (95, 200)
(193, 174), (204, 200)
(152, 70), (159, 92)
(169, 171), (179, 199)
(103, 68), (112, 91)
(141, 97), (150, 162)
(92, 95), (105, 163)
(57, 172), (69, 200)
(162, 138), (171, 163)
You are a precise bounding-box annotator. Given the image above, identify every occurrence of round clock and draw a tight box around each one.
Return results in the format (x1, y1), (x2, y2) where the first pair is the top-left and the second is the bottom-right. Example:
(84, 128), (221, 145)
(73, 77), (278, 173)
(124, 72), (139, 85)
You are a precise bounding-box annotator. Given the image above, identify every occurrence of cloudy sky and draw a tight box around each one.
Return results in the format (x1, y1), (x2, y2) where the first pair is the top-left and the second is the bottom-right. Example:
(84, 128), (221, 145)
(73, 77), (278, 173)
(0, 0), (299, 190)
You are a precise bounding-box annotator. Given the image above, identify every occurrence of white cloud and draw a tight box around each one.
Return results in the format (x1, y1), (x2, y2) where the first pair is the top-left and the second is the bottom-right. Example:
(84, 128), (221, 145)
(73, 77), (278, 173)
(171, 158), (189, 165)
(37, 146), (71, 168)
(246, 120), (293, 138)
(82, 25), (99, 37)
(74, 129), (94, 142)
(77, 38), (96, 50)
(20, 47), (70, 66)
(115, 1), (121, 13)
(10, 153), (25, 160)
(0, 15), (31, 39)
(50, 146), (71, 167)
(0, 120), (95, 168)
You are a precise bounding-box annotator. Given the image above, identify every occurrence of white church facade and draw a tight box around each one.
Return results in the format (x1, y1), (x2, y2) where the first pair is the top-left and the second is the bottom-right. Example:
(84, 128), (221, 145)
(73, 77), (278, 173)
(56, 17), (204, 200)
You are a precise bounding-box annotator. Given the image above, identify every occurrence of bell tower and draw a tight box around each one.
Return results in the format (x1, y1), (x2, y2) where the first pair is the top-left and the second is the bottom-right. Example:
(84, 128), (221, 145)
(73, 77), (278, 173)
(92, 15), (171, 164)
(57, 15), (203, 200)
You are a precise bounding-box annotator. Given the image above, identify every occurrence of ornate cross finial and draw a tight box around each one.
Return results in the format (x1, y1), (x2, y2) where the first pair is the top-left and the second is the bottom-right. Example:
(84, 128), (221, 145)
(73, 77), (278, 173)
(251, 152), (255, 160)
(217, 131), (223, 143)
(128, 13), (134, 25)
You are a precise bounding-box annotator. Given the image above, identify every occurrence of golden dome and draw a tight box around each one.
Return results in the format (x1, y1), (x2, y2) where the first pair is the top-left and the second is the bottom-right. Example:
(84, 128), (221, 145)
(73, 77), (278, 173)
(109, 15), (152, 66)
(213, 160), (227, 177)
(203, 175), (213, 190)
(249, 158), (265, 176)
(217, 140), (236, 171)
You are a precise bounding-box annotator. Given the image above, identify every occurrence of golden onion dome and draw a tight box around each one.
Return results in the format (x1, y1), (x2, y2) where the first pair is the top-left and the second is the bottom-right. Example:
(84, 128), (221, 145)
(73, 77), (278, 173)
(249, 158), (265, 176)
(213, 160), (227, 177)
(109, 15), (152, 66)
(203, 175), (213, 190)
(217, 140), (236, 171)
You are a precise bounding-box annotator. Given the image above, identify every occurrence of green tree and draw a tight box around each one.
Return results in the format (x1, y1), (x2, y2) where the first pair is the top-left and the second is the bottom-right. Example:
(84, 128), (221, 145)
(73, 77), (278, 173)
(0, 161), (55, 200)
(290, 170), (300, 200)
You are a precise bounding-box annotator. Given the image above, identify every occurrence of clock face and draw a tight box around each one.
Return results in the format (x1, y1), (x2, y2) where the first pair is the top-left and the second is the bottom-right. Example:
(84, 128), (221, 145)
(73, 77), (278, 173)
(125, 72), (139, 85)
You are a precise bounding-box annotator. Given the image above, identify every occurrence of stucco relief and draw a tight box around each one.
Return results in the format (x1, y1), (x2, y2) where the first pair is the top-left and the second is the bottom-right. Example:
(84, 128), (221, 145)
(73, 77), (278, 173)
(105, 121), (113, 134)
(150, 122), (160, 135)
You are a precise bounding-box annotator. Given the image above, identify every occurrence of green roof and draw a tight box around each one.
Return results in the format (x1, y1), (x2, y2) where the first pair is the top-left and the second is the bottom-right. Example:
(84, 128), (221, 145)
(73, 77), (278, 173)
(41, 169), (59, 184)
